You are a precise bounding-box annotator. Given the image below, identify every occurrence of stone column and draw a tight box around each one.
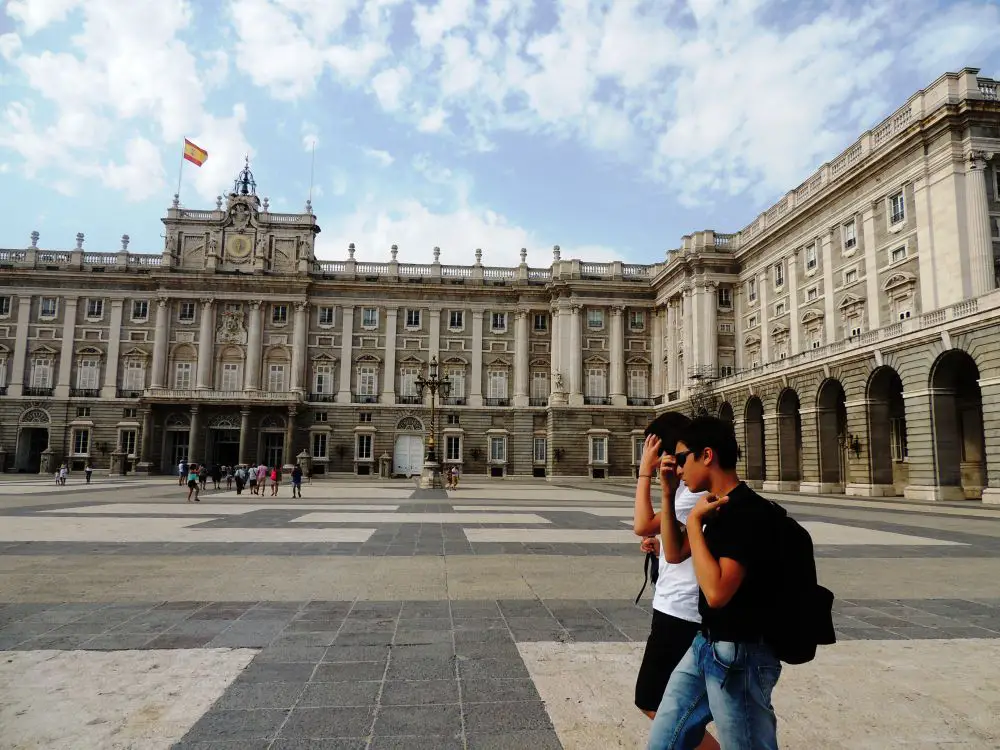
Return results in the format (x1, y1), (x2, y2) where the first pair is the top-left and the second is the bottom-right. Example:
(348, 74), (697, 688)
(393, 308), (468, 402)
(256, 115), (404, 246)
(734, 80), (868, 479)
(568, 305), (583, 406)
(844, 398), (877, 496)
(650, 307), (663, 401)
(733, 287), (744, 371)
(470, 310), (484, 406)
(291, 302), (308, 392)
(703, 284), (718, 375)
(238, 408), (250, 465)
(550, 305), (561, 392)
(861, 206), (880, 329)
(513, 309), (529, 407)
(150, 297), (169, 389)
(428, 308), (441, 366)
(381, 307), (397, 404)
(787, 255), (800, 354)
(758, 273), (770, 363)
(8, 296), (31, 397)
(901, 389), (956, 501)
(196, 298), (215, 389)
(284, 407), (296, 467)
(188, 406), (200, 463)
(796, 407), (821, 492)
(967, 152), (996, 297)
(681, 288), (693, 384)
(609, 305), (626, 405)
(665, 299), (677, 395)
(337, 306), (354, 403)
(978, 377), (1000, 504)
(55, 297), (79, 398)
(761, 411), (781, 491)
(136, 408), (153, 472)
(243, 301), (262, 390)
(101, 298), (125, 399)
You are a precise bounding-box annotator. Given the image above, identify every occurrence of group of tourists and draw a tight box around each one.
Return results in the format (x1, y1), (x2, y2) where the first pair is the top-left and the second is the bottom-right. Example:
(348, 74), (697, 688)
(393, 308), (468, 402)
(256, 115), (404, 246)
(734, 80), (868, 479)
(177, 459), (305, 501)
(53, 463), (94, 485)
(633, 413), (834, 749)
(444, 464), (461, 490)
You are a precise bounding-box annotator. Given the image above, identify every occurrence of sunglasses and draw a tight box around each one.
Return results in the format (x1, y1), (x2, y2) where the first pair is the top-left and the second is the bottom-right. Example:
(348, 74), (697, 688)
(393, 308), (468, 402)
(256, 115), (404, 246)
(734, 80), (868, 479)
(673, 450), (694, 465)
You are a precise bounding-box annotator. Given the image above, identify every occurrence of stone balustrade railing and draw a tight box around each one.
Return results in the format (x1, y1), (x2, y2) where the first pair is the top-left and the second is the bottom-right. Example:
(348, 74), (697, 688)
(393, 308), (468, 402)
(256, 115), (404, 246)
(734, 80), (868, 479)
(1, 249), (163, 270)
(143, 388), (302, 402)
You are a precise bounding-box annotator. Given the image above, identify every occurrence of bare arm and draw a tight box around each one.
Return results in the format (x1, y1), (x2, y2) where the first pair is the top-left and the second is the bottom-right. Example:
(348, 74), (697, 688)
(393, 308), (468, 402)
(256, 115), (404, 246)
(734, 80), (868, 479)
(633, 435), (662, 537)
(686, 498), (745, 608)
(659, 453), (691, 564)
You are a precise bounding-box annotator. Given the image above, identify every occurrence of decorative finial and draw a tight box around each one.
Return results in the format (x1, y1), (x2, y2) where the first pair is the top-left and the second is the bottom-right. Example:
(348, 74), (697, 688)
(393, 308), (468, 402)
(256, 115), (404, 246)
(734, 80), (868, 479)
(519, 247), (527, 264)
(348, 242), (356, 259)
(30, 230), (39, 248)
(75, 232), (85, 250)
(233, 157), (256, 196)
(216, 195), (223, 210)
(475, 248), (482, 265)
(433, 246), (440, 263)
(553, 244), (561, 261)
(172, 193), (180, 208)
(391, 244), (398, 261)
(262, 197), (269, 211)
(305, 198), (312, 214)
(121, 234), (130, 251)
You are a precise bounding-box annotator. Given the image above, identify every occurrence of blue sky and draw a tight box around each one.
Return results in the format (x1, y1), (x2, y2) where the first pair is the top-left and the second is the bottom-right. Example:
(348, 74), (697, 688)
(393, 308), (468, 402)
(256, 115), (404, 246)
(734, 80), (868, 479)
(1, 0), (999, 268)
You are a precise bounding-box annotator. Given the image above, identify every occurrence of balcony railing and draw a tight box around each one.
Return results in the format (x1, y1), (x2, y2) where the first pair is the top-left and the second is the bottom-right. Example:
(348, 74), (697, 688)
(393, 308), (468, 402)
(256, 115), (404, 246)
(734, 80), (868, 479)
(142, 388), (302, 403)
(70, 388), (100, 398)
(353, 394), (378, 404)
(484, 397), (510, 407)
(529, 397), (548, 406)
(308, 393), (336, 403)
(117, 389), (143, 399)
(584, 396), (610, 405)
(442, 397), (466, 405)
(24, 387), (54, 397)
(627, 397), (654, 406)
(397, 395), (422, 405)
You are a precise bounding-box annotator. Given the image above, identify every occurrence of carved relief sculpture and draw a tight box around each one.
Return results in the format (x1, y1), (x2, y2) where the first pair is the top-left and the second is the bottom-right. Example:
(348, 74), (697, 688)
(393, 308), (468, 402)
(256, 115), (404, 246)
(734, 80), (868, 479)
(216, 307), (248, 345)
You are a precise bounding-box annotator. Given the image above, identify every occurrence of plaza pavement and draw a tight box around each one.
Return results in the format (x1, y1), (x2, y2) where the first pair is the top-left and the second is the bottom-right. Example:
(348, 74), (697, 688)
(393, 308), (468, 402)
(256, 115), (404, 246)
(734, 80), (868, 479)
(0, 475), (998, 749)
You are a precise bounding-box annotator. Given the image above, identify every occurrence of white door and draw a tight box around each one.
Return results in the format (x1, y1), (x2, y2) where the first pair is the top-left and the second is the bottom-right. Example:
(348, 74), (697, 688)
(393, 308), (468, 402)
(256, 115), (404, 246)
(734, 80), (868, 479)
(393, 435), (424, 476)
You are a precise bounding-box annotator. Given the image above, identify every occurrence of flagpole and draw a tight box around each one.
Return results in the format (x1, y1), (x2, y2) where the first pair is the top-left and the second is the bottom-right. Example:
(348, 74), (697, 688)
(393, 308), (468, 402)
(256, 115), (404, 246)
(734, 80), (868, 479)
(307, 139), (316, 207)
(174, 141), (186, 207)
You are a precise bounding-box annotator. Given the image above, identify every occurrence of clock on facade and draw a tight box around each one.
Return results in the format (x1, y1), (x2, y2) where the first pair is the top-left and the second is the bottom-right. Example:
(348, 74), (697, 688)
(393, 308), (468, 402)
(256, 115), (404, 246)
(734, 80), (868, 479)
(226, 234), (251, 262)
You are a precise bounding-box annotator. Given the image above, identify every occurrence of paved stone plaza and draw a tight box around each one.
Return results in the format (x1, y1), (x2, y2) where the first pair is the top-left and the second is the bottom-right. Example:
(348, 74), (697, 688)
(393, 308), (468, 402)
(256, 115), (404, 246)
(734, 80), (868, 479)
(1, 477), (999, 749)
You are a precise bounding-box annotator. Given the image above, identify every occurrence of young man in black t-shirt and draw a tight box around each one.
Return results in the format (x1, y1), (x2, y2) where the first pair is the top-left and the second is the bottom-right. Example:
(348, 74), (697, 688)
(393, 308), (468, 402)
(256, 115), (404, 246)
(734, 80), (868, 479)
(647, 416), (782, 750)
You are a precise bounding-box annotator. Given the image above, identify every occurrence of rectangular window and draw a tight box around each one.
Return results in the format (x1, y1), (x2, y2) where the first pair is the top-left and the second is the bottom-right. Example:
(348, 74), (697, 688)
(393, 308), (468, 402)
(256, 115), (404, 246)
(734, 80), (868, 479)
(845, 269), (858, 285)
(587, 309), (604, 329)
(489, 436), (506, 462)
(221, 362), (241, 391)
(717, 287), (732, 308)
(533, 437), (547, 463)
(890, 417), (908, 461)
(313, 364), (333, 394)
(850, 326), (863, 337)
(445, 435), (461, 461)
(358, 366), (377, 395)
(747, 278), (757, 302)
(272, 304), (288, 324)
(531, 371), (549, 401)
(123, 361), (144, 391)
(446, 414), (460, 425)
(123, 407), (137, 418)
(76, 406), (91, 417)
(811, 339), (822, 349)
(533, 313), (547, 332)
(400, 367), (420, 397)
(268, 364), (286, 392)
(0, 296), (10, 316)
(72, 428), (90, 455)
(319, 306), (335, 325)
(773, 262), (784, 287)
(449, 310), (464, 329)
(86, 298), (103, 318)
(843, 220), (857, 249)
(131, 300), (148, 321)
(633, 436), (645, 464)
(76, 359), (99, 389)
(40, 297), (57, 318)
(174, 362), (192, 389)
(891, 246), (907, 263)
(356, 433), (373, 460)
(628, 369), (648, 399)
(590, 436), (607, 463)
(889, 192), (905, 224)
(718, 322), (734, 333)
(314, 411), (328, 422)
(312, 432), (328, 459)
(362, 307), (378, 327)
(446, 369), (465, 398)
(774, 302), (786, 316)
(805, 244), (817, 270)
(120, 429), (137, 457)
(719, 365), (734, 377)
(405, 309), (421, 328)
(487, 370), (508, 400)
(179, 301), (195, 321)
(748, 315), (759, 329)
(629, 310), (645, 330)
(586, 368), (607, 399)
(491, 312), (507, 332)
(806, 286), (818, 301)
(358, 412), (373, 423)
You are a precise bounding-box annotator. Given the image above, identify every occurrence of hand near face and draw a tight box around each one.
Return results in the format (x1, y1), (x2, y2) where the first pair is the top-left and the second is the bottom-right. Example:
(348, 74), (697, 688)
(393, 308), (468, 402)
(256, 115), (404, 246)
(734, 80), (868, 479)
(688, 494), (729, 524)
(639, 434), (662, 476)
(659, 452), (679, 496)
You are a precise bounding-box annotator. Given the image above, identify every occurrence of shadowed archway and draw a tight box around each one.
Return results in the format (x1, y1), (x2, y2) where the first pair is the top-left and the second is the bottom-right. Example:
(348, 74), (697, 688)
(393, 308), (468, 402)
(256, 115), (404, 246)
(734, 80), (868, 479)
(777, 388), (802, 483)
(744, 397), (765, 482)
(931, 350), (986, 498)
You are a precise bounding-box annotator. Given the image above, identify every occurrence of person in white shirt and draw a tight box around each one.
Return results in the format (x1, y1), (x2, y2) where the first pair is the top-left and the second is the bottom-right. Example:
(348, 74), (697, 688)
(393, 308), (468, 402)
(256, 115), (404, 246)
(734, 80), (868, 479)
(632, 412), (719, 750)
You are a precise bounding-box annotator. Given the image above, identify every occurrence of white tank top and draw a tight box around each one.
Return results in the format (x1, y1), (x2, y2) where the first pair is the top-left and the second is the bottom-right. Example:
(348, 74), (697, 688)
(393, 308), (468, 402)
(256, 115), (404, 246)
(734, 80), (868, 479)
(651, 481), (703, 623)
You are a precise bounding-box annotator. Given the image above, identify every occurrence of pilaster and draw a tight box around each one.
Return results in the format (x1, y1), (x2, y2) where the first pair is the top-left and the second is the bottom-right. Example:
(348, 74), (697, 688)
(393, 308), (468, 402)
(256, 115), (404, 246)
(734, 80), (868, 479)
(861, 204), (881, 330)
(238, 408), (251, 465)
(55, 297), (79, 398)
(650, 307), (663, 400)
(513, 309), (530, 407)
(788, 255), (800, 354)
(150, 297), (169, 389)
(188, 405), (201, 463)
(568, 304), (583, 406)
(979, 378), (1000, 504)
(246, 300), (263, 391)
(821, 231), (837, 343)
(428, 308), (441, 366)
(967, 151), (996, 296)
(470, 310), (484, 407)
(101, 298), (124, 399)
(702, 283), (717, 373)
(758, 274), (770, 363)
(291, 302), (308, 392)
(337, 306), (354, 403)
(609, 305), (626, 406)
(8, 296), (31, 397)
(195, 298), (215, 389)
(381, 307), (397, 403)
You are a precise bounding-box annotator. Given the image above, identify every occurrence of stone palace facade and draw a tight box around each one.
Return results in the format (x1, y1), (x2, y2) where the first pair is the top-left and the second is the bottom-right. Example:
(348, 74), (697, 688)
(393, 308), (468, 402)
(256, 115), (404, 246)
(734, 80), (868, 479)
(1, 67), (999, 501)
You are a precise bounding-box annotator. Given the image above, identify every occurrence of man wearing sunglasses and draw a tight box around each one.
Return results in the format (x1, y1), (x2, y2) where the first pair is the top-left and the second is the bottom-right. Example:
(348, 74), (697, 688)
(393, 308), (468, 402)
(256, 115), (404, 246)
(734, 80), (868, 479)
(648, 415), (783, 750)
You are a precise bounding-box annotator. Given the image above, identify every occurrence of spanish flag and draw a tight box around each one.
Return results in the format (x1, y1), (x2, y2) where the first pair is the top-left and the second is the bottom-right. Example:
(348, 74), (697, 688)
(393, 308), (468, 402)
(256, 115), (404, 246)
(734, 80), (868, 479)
(183, 139), (208, 167)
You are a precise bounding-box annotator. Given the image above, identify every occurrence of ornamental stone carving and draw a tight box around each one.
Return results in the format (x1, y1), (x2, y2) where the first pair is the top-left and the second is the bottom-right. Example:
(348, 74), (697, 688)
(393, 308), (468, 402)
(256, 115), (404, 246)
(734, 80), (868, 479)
(216, 307), (248, 345)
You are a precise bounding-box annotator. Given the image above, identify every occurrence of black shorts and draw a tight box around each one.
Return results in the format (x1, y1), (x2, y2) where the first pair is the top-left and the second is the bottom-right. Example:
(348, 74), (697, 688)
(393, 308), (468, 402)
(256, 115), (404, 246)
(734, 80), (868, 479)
(634, 610), (700, 713)
(187, 480), (197, 489)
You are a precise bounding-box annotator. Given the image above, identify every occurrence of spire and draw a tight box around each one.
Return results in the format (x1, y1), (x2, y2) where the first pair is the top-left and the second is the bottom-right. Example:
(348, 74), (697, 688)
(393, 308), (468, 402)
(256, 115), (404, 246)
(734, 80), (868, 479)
(233, 155), (257, 196)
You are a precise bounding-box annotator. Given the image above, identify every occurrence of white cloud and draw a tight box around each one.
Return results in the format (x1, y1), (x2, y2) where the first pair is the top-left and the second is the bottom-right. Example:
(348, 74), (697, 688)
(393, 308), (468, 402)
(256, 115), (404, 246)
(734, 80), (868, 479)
(417, 108), (448, 133)
(6, 0), (81, 35)
(302, 121), (320, 151)
(101, 136), (166, 200)
(371, 66), (411, 111)
(362, 147), (394, 167)
(0, 33), (22, 60)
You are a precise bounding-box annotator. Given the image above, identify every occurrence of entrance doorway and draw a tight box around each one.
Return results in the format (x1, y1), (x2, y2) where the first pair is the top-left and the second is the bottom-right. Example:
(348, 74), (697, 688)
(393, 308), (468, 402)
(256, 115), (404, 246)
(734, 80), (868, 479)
(931, 350), (986, 499)
(167, 432), (189, 470)
(262, 432), (283, 469)
(210, 429), (240, 466)
(777, 388), (802, 484)
(744, 397), (765, 483)
(817, 379), (847, 488)
(867, 366), (907, 493)
(15, 428), (49, 473)
(394, 435), (424, 477)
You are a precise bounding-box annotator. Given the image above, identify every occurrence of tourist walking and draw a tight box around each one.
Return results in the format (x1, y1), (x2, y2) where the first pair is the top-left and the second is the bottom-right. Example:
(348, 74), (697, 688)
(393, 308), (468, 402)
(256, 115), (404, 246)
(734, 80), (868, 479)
(84, 463), (93, 484)
(290, 463), (303, 498)
(256, 463), (267, 493)
(270, 465), (281, 497)
(234, 465), (246, 495)
(248, 464), (258, 495)
(450, 465), (460, 490)
(225, 465), (234, 490)
(198, 464), (208, 492)
(211, 464), (222, 490)
(58, 464), (68, 486)
(186, 464), (200, 503)
(178, 459), (187, 486)
(632, 413), (719, 750)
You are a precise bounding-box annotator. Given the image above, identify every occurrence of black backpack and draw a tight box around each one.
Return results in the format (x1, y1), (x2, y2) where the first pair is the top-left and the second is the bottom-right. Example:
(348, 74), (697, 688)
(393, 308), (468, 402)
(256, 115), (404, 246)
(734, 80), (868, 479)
(761, 500), (836, 664)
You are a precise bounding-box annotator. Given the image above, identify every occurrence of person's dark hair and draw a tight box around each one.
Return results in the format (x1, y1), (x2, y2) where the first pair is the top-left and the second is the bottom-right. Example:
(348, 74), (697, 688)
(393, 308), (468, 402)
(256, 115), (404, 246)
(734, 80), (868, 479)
(681, 416), (740, 470)
(644, 411), (691, 455)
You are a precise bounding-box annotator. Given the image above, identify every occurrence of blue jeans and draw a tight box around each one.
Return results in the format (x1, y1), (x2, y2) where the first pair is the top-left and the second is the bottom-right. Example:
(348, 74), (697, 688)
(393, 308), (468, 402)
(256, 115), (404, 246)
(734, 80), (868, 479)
(647, 632), (782, 750)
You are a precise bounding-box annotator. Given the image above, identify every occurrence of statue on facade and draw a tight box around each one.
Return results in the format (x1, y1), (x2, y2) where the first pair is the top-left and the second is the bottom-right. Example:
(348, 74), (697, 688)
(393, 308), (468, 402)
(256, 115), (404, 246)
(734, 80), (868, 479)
(554, 372), (565, 392)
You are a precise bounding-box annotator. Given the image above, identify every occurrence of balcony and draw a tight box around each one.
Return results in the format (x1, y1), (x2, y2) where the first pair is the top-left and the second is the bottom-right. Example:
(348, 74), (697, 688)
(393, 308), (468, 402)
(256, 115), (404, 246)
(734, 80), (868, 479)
(484, 398), (510, 407)
(142, 388), (303, 405)
(442, 397), (466, 406)
(117, 389), (143, 399)
(397, 395), (422, 405)
(627, 397), (654, 407)
(308, 393), (336, 403)
(529, 398), (548, 406)
(24, 387), (53, 397)
(71, 388), (100, 398)
(353, 394), (378, 404)
(584, 396), (610, 406)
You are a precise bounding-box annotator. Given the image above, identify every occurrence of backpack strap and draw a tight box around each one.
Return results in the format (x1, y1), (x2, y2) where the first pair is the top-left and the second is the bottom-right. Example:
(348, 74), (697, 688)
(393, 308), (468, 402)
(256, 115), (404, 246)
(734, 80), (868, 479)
(634, 550), (659, 605)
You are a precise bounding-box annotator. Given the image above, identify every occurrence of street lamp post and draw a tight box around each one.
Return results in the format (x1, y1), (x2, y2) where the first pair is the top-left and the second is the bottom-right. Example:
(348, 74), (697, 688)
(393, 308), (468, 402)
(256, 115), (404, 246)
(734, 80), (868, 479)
(415, 356), (451, 489)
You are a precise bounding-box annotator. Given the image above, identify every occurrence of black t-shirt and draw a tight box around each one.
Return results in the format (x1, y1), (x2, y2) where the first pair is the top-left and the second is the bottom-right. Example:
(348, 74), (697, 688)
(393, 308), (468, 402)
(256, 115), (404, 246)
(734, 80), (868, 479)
(697, 482), (776, 642)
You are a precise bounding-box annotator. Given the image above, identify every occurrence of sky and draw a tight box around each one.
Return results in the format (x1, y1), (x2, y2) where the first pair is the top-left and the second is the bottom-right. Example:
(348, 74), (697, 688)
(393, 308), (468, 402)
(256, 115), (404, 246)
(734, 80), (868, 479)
(1, 0), (999, 269)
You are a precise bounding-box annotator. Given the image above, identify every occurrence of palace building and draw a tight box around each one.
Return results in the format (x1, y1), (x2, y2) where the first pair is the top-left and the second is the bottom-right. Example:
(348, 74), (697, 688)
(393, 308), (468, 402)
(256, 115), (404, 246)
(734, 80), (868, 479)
(1, 67), (999, 502)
